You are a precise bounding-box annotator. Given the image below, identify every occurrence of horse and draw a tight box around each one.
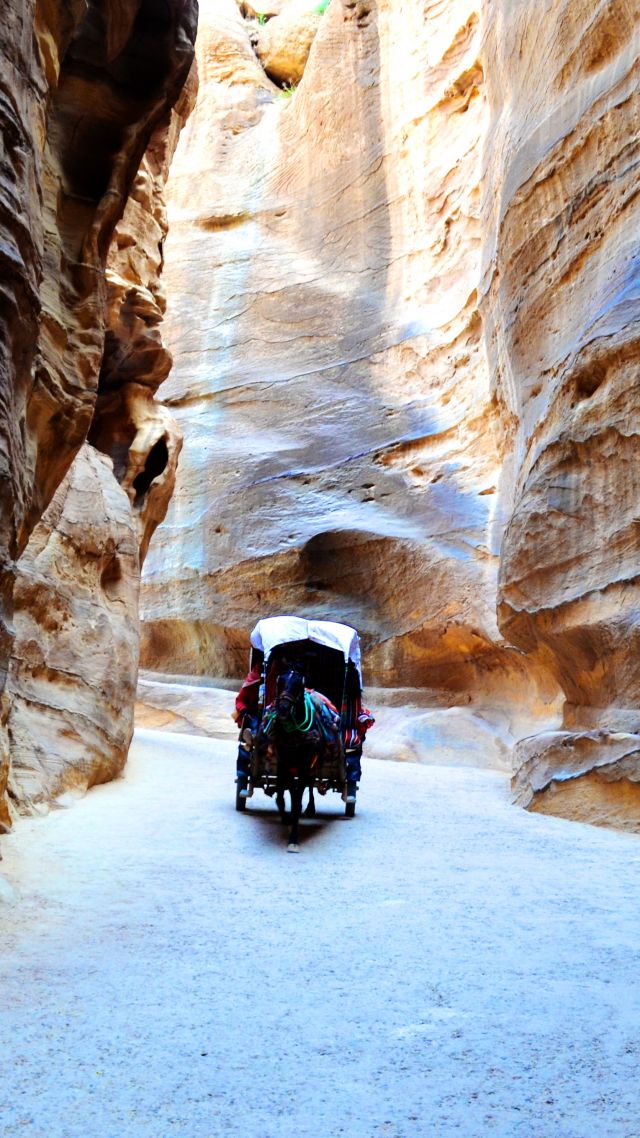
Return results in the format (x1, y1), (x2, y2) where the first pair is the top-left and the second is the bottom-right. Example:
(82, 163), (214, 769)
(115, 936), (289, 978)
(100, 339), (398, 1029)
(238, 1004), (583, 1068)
(257, 666), (342, 852)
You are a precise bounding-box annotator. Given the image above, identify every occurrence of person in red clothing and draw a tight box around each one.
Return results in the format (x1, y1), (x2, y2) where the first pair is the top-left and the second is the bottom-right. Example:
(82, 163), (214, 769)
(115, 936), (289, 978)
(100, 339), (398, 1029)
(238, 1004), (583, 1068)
(232, 661), (262, 724)
(233, 662), (262, 797)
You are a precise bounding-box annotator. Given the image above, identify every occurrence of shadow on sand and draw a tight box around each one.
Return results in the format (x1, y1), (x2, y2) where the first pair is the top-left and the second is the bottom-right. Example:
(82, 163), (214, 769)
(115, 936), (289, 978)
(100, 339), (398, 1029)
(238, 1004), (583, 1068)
(238, 794), (353, 850)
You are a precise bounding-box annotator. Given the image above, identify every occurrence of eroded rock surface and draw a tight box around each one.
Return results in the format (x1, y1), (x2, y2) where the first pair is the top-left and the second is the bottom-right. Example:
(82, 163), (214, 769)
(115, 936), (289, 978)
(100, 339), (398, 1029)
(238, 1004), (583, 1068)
(140, 0), (640, 827)
(0, 0), (197, 628)
(481, 1), (640, 817)
(0, 0), (197, 820)
(255, 0), (322, 87)
(90, 69), (198, 562)
(4, 0), (639, 830)
(136, 675), (238, 737)
(513, 730), (640, 832)
(5, 74), (198, 820)
(487, 3), (640, 714)
(7, 446), (139, 813)
(142, 0), (558, 727)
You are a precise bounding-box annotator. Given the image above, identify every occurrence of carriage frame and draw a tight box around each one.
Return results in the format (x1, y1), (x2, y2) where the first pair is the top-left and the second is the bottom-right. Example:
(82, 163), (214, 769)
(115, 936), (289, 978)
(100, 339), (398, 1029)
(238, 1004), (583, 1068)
(235, 616), (367, 818)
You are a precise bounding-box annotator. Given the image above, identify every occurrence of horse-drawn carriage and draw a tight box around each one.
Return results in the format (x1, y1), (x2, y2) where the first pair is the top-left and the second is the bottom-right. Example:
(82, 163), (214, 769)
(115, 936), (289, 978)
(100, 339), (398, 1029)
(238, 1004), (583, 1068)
(234, 616), (373, 849)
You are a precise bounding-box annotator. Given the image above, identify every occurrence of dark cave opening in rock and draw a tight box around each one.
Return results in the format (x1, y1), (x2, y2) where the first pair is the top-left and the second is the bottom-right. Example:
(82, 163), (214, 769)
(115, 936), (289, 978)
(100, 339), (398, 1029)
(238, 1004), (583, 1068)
(133, 436), (169, 506)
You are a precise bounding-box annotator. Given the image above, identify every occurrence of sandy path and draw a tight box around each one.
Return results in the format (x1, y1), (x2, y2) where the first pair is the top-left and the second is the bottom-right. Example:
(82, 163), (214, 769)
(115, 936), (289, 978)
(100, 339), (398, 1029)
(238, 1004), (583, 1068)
(1, 728), (640, 1138)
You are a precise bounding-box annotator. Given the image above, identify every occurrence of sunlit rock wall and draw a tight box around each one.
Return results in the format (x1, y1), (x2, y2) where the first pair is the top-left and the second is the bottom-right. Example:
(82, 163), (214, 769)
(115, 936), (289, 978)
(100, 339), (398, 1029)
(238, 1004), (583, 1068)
(142, 0), (556, 730)
(142, 0), (640, 820)
(0, 0), (197, 823)
(7, 446), (139, 813)
(481, 1), (640, 819)
(254, 0), (322, 85)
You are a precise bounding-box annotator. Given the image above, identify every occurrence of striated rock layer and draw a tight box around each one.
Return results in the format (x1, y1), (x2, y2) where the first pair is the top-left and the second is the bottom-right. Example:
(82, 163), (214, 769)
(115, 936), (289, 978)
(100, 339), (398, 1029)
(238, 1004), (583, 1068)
(6, 89), (197, 813)
(481, 1), (640, 818)
(2, 0), (631, 826)
(0, 1), (197, 822)
(142, 0), (640, 824)
(142, 0), (560, 731)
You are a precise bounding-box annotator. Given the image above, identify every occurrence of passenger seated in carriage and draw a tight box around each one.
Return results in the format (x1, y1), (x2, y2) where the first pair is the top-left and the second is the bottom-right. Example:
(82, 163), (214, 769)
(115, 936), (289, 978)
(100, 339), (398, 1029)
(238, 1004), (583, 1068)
(232, 659), (262, 794)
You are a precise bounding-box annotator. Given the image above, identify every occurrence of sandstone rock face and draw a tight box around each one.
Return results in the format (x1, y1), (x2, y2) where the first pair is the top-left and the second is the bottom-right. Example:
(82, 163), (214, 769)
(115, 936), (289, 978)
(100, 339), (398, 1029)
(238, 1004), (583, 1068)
(6, 80), (195, 817)
(255, 1), (322, 87)
(136, 676), (239, 737)
(0, 1), (197, 821)
(238, 2), (286, 17)
(513, 731), (640, 832)
(142, 0), (561, 731)
(480, 1), (640, 815)
(0, 0), (197, 620)
(3, 0), (632, 828)
(90, 70), (198, 563)
(141, 0), (640, 826)
(7, 446), (140, 813)
(0, 697), (10, 831)
(486, 2), (640, 716)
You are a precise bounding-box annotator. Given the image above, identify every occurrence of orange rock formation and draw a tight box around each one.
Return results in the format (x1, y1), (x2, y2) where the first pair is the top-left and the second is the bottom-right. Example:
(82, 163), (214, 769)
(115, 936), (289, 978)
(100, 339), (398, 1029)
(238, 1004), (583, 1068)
(483, 1), (640, 821)
(8, 446), (140, 810)
(141, 0), (640, 825)
(0, 1), (197, 824)
(2, 0), (639, 829)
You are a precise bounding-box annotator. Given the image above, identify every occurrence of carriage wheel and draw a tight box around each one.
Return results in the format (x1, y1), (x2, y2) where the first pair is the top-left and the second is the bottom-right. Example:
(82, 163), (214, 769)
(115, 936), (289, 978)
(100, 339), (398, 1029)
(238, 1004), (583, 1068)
(235, 783), (248, 811)
(345, 799), (356, 818)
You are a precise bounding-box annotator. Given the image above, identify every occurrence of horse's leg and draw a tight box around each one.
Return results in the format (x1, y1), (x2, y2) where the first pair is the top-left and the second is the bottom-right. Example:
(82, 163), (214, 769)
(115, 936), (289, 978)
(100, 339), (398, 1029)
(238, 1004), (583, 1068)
(276, 766), (287, 821)
(304, 781), (316, 818)
(287, 778), (303, 852)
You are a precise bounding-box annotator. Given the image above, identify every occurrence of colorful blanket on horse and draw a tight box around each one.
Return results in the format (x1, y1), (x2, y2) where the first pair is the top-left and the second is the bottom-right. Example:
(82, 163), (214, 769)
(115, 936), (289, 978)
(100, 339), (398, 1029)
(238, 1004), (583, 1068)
(257, 687), (344, 789)
(260, 687), (374, 752)
(261, 688), (340, 746)
(307, 689), (341, 742)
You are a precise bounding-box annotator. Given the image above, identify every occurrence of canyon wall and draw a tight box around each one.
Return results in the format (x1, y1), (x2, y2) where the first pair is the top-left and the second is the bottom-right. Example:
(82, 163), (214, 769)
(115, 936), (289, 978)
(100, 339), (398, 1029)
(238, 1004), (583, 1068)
(2, 0), (637, 826)
(0, 1), (197, 824)
(482, 1), (640, 822)
(6, 94), (194, 814)
(141, 0), (556, 731)
(7, 446), (140, 812)
(141, 0), (640, 820)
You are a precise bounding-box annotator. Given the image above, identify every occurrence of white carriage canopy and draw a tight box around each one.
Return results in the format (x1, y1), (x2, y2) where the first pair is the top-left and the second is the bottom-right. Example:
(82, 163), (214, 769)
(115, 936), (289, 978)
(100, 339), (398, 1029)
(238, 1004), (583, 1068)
(250, 616), (362, 684)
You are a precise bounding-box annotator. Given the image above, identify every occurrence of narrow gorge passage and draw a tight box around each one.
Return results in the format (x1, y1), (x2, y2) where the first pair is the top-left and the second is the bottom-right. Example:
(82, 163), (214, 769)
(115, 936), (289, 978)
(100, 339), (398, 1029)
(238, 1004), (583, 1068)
(2, 729), (640, 1138)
